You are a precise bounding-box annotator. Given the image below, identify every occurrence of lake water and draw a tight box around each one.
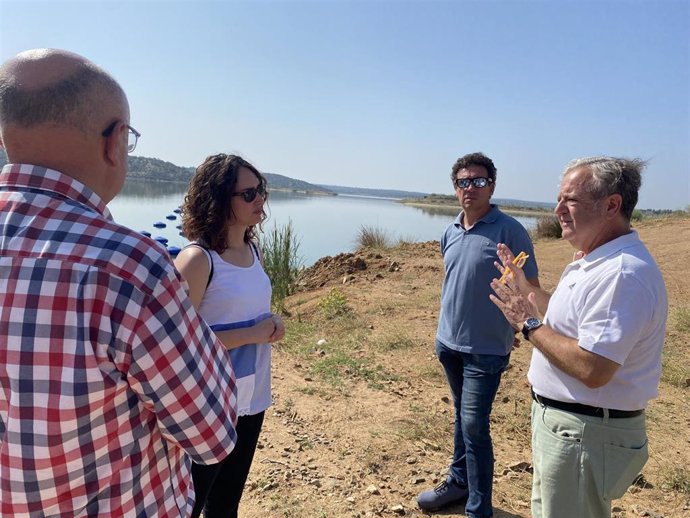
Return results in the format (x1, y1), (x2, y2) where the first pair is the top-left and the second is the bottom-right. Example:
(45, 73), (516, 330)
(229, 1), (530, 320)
(107, 180), (539, 266)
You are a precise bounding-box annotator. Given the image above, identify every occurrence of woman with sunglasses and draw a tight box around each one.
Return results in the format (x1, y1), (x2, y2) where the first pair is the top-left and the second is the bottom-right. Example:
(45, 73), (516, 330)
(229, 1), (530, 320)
(174, 153), (285, 518)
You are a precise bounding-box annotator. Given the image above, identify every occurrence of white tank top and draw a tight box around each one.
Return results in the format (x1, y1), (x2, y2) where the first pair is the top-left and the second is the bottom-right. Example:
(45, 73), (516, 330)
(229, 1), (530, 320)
(197, 243), (272, 416)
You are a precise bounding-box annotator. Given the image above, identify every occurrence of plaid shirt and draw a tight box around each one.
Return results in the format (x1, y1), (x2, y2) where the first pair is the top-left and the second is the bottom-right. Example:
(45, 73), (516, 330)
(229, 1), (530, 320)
(0, 164), (238, 517)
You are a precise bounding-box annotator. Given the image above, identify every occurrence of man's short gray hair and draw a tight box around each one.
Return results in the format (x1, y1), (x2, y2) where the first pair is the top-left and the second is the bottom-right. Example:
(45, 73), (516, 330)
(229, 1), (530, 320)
(564, 156), (646, 221)
(0, 63), (124, 132)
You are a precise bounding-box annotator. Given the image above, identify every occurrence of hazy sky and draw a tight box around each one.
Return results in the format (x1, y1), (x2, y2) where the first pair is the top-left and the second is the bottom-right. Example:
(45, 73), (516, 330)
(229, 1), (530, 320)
(1, 0), (688, 209)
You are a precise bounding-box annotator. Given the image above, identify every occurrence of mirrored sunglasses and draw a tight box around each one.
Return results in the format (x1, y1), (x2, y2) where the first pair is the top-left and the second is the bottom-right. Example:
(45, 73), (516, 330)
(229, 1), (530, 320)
(455, 177), (493, 189)
(232, 185), (268, 203)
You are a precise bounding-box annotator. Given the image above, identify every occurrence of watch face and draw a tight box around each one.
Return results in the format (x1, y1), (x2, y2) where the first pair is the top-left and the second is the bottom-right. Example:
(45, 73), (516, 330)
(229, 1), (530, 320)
(526, 317), (541, 329)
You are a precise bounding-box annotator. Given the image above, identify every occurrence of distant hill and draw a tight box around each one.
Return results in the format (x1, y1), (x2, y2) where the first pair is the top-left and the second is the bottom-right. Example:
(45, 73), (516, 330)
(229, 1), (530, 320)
(0, 150), (331, 194)
(127, 157), (333, 194)
(265, 173), (334, 194)
(127, 156), (195, 183)
(318, 184), (427, 199)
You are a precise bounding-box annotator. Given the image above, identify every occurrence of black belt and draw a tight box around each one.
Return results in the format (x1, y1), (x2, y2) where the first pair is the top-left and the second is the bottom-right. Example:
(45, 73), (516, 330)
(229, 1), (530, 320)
(531, 390), (644, 419)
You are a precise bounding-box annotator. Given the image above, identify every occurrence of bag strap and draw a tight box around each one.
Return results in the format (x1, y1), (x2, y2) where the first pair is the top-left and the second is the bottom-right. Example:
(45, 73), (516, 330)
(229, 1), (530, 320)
(249, 240), (259, 259)
(185, 243), (214, 288)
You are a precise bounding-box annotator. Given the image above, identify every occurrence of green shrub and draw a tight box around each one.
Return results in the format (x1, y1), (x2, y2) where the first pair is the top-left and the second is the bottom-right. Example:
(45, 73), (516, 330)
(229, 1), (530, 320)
(532, 215), (562, 239)
(261, 220), (303, 312)
(318, 288), (350, 319)
(356, 225), (391, 249)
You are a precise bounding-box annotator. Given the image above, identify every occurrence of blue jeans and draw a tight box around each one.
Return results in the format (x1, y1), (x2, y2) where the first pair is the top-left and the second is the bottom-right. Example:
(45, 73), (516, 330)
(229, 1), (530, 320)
(436, 340), (510, 518)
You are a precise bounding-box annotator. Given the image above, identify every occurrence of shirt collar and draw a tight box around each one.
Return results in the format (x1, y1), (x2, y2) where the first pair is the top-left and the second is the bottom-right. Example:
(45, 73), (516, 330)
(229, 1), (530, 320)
(454, 204), (499, 230)
(1, 163), (112, 220)
(571, 231), (640, 271)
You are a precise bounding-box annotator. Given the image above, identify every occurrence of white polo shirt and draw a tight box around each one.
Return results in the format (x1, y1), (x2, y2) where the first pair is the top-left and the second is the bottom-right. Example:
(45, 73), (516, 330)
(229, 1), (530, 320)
(528, 231), (667, 411)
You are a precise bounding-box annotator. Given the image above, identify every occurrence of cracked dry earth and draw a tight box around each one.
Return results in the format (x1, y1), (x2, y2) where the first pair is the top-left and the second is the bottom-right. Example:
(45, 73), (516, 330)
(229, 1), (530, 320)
(235, 217), (690, 518)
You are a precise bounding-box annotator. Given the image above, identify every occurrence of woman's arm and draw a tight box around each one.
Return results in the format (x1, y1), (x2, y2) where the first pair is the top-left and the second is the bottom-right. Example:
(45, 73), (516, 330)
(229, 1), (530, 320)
(174, 246), (211, 310)
(174, 245), (281, 350)
(213, 319), (278, 350)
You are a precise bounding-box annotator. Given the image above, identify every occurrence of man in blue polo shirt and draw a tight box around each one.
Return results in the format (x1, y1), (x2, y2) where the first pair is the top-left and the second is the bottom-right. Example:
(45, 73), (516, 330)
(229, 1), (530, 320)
(417, 152), (539, 518)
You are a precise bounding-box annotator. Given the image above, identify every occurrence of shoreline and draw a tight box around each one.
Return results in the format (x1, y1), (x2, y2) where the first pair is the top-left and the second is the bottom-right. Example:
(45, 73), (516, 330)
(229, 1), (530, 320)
(399, 200), (554, 218)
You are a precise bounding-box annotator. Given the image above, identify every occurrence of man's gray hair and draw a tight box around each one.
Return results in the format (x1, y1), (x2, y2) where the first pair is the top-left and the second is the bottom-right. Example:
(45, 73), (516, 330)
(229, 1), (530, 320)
(564, 156), (646, 221)
(0, 63), (124, 131)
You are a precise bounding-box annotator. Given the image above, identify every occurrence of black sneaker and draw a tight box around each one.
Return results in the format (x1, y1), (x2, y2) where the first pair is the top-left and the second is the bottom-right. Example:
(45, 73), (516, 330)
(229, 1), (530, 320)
(416, 476), (469, 511)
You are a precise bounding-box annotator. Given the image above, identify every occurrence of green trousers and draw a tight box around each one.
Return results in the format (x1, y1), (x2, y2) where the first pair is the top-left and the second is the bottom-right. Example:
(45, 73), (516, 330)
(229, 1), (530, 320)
(531, 401), (648, 518)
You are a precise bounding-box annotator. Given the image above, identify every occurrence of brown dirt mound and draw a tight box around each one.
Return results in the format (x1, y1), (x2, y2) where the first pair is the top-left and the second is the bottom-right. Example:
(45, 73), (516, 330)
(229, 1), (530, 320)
(296, 241), (440, 291)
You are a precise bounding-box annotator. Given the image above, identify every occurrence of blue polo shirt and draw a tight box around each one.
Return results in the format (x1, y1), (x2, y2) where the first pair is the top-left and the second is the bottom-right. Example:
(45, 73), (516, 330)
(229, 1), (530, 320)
(436, 205), (538, 356)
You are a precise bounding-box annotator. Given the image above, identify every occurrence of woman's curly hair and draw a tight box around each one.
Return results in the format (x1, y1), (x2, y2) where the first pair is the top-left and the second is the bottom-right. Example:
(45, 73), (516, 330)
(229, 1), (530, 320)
(181, 154), (268, 253)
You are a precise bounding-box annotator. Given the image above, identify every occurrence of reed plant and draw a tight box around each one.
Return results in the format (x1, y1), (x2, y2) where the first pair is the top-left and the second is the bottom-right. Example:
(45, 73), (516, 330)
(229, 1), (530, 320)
(356, 225), (391, 249)
(261, 220), (303, 313)
(532, 215), (562, 239)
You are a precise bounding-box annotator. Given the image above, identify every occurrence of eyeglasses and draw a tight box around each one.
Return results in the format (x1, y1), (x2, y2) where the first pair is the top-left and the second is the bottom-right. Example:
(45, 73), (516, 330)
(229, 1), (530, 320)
(231, 184), (268, 203)
(454, 177), (493, 190)
(101, 121), (141, 153)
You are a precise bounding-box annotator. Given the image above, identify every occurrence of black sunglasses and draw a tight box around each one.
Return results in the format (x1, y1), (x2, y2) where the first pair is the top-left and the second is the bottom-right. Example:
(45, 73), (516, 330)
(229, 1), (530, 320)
(454, 177), (493, 190)
(231, 185), (268, 203)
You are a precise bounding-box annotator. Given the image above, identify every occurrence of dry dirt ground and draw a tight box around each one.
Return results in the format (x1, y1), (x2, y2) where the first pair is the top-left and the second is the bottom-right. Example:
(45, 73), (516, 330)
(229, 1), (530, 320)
(238, 217), (690, 518)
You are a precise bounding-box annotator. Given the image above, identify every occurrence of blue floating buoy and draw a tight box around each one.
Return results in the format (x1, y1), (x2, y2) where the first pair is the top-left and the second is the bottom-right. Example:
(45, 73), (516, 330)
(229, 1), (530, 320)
(173, 208), (182, 214)
(167, 246), (182, 257)
(153, 221), (166, 228)
(166, 214), (177, 220)
(140, 230), (152, 237)
(154, 236), (169, 245)
(176, 224), (182, 229)
(179, 232), (186, 237)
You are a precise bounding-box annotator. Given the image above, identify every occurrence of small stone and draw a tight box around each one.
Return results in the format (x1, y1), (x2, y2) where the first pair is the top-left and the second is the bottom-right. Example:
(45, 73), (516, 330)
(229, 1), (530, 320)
(366, 484), (380, 495)
(391, 504), (405, 514)
(421, 439), (440, 451)
(260, 481), (277, 492)
(346, 496), (356, 503)
(406, 456), (417, 464)
(317, 338), (327, 346)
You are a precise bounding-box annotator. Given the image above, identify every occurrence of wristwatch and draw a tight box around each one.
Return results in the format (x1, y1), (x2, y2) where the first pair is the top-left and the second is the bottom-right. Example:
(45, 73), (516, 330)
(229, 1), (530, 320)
(522, 317), (543, 341)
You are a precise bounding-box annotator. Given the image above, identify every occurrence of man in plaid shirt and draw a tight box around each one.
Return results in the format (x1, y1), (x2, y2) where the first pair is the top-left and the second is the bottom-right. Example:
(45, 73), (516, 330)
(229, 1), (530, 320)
(0, 49), (238, 517)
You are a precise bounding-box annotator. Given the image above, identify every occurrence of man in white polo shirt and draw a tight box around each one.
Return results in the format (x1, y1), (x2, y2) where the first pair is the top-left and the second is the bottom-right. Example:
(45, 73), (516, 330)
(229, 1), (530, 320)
(489, 156), (668, 518)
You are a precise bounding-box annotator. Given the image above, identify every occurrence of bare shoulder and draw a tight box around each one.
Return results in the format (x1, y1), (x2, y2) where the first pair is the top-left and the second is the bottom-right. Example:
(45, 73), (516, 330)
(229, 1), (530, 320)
(174, 246), (211, 277)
